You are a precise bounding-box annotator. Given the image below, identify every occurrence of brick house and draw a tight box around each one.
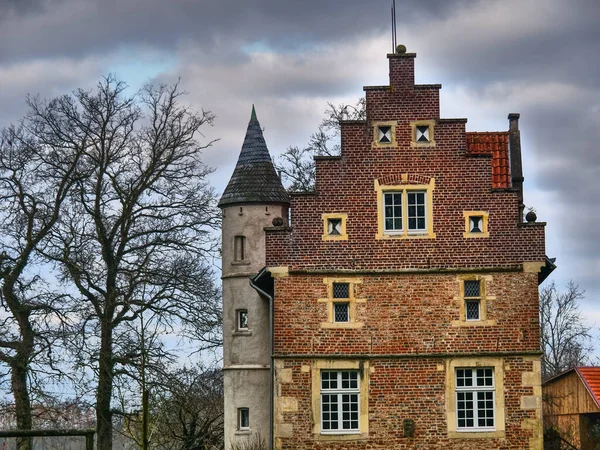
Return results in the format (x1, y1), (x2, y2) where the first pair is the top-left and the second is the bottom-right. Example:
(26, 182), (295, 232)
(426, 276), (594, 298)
(220, 49), (554, 449)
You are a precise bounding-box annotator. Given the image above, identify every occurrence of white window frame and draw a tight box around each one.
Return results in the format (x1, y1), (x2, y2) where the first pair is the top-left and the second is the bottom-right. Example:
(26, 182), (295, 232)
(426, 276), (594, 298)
(455, 367), (495, 432)
(236, 309), (248, 330)
(238, 407), (250, 431)
(383, 190), (427, 234)
(320, 370), (360, 434)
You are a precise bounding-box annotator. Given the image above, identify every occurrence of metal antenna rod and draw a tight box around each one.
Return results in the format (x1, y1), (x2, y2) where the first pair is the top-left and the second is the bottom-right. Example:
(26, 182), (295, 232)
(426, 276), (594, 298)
(391, 3), (394, 53)
(392, 0), (398, 51)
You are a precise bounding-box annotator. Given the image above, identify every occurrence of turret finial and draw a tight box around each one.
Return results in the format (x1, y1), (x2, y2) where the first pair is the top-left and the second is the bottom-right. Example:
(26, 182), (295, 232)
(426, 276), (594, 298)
(251, 104), (257, 121)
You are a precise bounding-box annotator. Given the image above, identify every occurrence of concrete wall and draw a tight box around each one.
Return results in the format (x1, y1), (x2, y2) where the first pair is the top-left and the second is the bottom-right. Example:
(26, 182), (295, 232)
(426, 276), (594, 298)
(222, 203), (288, 449)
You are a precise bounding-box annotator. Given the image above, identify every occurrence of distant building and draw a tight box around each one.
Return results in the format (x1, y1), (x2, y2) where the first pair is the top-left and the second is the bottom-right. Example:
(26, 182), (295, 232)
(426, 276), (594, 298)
(543, 366), (600, 449)
(220, 49), (554, 449)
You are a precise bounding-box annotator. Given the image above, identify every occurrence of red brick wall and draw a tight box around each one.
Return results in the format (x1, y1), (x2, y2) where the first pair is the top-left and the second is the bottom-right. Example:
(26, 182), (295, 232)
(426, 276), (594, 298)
(276, 356), (538, 449)
(273, 272), (540, 356)
(267, 53), (545, 449)
(265, 56), (546, 271)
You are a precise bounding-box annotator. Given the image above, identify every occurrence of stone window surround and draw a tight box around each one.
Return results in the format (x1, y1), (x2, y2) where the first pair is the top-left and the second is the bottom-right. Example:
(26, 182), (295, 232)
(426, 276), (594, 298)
(318, 277), (365, 329)
(463, 211), (490, 238)
(446, 357), (505, 439)
(452, 275), (497, 327)
(375, 177), (436, 240)
(322, 213), (348, 241)
(410, 119), (436, 148)
(372, 121), (398, 148)
(311, 359), (370, 441)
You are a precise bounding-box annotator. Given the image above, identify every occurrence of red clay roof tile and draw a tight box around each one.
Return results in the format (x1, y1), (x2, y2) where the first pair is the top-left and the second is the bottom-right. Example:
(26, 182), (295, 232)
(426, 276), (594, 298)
(576, 367), (600, 408)
(466, 132), (511, 189)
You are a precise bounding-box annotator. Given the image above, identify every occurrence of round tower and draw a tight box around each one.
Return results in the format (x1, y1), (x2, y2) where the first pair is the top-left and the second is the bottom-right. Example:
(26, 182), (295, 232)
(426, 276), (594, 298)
(219, 106), (289, 448)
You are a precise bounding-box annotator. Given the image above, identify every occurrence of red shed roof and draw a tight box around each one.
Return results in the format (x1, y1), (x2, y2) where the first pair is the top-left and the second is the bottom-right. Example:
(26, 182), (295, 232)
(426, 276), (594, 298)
(466, 132), (511, 189)
(576, 367), (600, 408)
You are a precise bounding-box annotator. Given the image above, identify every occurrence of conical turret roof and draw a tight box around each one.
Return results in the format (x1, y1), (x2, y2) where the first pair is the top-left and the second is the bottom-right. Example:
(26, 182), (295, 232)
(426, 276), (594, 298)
(218, 106), (289, 207)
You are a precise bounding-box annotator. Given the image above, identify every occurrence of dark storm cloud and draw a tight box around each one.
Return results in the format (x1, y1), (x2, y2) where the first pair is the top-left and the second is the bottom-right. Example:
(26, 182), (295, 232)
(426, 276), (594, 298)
(0, 0), (477, 64)
(409, 0), (600, 89)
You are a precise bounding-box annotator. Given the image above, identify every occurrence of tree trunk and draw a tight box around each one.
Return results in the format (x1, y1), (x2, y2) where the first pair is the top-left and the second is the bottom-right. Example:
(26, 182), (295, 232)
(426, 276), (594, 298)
(11, 363), (32, 450)
(96, 319), (114, 450)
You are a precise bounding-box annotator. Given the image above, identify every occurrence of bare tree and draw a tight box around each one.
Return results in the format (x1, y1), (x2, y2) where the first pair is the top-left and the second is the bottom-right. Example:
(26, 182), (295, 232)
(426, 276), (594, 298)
(0, 113), (85, 449)
(26, 76), (223, 450)
(540, 280), (592, 380)
(121, 365), (224, 450)
(274, 98), (365, 192)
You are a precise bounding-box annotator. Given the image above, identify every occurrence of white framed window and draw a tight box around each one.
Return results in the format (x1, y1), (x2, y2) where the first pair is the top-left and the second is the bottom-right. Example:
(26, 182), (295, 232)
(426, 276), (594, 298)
(238, 407), (250, 430)
(455, 368), (495, 431)
(464, 280), (481, 321)
(321, 371), (360, 433)
(383, 190), (427, 233)
(236, 309), (248, 330)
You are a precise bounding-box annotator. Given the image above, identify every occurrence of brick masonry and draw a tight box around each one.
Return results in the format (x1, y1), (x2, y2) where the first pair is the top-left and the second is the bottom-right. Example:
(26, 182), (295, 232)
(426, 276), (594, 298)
(265, 52), (546, 449)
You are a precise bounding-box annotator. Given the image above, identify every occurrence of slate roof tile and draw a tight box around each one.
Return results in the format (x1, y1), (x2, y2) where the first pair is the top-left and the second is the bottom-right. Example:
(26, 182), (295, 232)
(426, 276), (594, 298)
(219, 107), (289, 207)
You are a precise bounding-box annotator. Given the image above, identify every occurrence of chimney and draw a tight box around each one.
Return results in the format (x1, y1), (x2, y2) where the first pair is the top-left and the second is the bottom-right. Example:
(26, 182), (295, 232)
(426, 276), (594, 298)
(388, 51), (416, 91)
(508, 113), (525, 222)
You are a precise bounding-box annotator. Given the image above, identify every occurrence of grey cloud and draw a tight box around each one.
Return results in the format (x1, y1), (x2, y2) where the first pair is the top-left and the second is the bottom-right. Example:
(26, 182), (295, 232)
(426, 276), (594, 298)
(0, 0), (477, 64)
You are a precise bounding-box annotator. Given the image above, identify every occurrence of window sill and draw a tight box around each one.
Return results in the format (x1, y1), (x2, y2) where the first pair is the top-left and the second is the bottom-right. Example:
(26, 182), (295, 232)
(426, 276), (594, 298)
(320, 322), (363, 329)
(235, 430), (252, 436)
(316, 431), (368, 441)
(376, 232), (436, 240)
(410, 141), (436, 148)
(322, 235), (348, 241)
(463, 232), (490, 239)
(232, 330), (253, 336)
(447, 430), (504, 439)
(231, 260), (251, 266)
(451, 319), (497, 327)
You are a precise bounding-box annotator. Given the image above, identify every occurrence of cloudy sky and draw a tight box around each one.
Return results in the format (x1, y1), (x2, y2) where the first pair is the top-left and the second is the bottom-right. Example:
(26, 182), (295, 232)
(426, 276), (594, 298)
(1, 0), (599, 338)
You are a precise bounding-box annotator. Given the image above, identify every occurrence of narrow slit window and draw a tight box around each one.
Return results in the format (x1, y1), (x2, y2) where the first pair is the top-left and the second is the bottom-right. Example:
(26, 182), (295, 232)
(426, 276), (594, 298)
(237, 310), (248, 330)
(234, 235), (246, 261)
(238, 408), (250, 430)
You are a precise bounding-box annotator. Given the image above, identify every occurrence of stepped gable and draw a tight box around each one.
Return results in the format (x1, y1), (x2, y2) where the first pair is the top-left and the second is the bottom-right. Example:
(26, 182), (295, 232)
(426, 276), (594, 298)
(218, 106), (289, 207)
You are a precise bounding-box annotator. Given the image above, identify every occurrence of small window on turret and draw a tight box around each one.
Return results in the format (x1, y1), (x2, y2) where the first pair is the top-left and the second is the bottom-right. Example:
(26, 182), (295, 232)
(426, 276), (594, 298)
(234, 235), (246, 261)
(236, 309), (248, 331)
